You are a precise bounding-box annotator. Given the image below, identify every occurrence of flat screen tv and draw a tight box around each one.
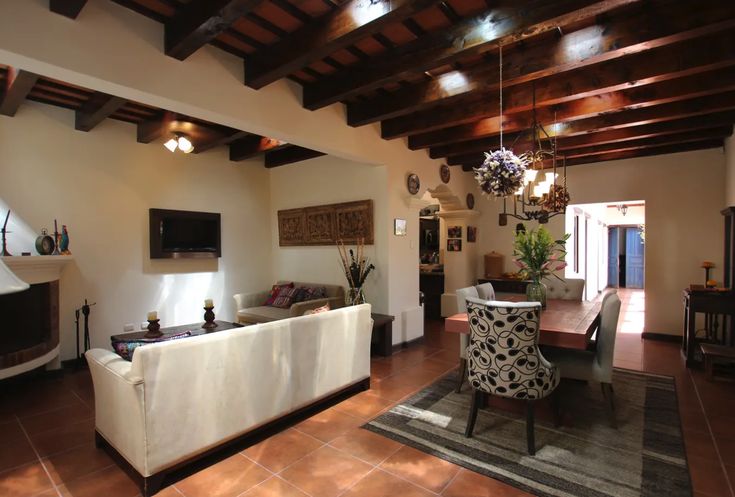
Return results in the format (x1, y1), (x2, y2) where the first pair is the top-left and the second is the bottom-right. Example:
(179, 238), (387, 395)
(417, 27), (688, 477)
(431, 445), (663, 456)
(149, 208), (221, 259)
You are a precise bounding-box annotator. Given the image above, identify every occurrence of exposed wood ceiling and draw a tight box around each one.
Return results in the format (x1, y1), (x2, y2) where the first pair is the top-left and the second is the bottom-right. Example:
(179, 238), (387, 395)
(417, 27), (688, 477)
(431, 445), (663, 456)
(26, 0), (735, 169)
(0, 64), (318, 167)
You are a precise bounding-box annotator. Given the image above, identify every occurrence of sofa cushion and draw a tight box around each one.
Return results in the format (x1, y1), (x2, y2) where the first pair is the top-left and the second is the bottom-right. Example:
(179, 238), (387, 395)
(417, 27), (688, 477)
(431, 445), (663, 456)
(237, 305), (291, 323)
(272, 287), (299, 308)
(294, 286), (327, 303)
(304, 303), (330, 315)
(264, 282), (294, 306)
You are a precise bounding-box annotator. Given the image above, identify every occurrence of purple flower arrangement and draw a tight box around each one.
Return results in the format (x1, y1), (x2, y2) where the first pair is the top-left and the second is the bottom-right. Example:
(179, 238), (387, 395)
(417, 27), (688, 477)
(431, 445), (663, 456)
(473, 148), (528, 197)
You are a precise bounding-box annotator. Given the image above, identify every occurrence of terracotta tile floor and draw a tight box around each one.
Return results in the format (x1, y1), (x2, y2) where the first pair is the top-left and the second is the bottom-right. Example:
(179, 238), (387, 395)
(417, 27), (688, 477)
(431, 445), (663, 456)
(1, 288), (733, 496)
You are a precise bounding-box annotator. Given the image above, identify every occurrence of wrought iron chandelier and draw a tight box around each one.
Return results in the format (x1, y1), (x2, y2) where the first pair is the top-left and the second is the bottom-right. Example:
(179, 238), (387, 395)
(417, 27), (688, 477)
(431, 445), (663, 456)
(471, 43), (571, 226)
(499, 88), (569, 226)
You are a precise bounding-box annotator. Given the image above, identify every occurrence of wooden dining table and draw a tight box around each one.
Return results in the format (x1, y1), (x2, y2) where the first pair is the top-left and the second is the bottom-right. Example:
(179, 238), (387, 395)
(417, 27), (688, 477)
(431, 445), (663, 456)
(445, 298), (602, 350)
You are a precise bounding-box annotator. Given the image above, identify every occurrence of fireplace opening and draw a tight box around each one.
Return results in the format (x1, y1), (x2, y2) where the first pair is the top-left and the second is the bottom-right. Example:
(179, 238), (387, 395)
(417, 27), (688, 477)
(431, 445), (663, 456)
(0, 281), (59, 370)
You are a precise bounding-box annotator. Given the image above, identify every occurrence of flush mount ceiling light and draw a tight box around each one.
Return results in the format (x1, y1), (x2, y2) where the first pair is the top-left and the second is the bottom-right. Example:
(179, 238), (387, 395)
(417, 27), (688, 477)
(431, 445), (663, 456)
(163, 133), (194, 154)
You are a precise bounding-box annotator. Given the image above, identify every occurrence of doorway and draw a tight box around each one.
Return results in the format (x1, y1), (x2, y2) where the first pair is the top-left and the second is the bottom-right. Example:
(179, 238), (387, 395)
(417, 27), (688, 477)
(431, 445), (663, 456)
(608, 226), (645, 289)
(565, 201), (645, 299)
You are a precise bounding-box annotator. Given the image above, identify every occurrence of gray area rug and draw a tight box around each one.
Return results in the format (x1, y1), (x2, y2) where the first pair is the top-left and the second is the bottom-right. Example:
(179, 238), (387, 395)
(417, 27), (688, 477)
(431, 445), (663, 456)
(364, 369), (691, 497)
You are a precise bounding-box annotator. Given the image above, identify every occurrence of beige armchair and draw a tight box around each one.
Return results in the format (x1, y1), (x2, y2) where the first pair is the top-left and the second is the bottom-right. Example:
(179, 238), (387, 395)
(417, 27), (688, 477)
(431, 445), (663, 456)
(234, 281), (345, 324)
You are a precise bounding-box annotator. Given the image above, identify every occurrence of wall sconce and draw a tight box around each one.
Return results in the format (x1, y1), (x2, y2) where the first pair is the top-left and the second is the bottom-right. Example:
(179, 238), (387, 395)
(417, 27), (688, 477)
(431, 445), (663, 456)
(163, 134), (194, 154)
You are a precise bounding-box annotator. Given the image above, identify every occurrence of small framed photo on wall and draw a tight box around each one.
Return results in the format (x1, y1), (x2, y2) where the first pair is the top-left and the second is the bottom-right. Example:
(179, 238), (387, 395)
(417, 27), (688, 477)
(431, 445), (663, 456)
(467, 226), (477, 243)
(394, 218), (407, 236)
(448, 226), (462, 238)
(447, 239), (462, 252)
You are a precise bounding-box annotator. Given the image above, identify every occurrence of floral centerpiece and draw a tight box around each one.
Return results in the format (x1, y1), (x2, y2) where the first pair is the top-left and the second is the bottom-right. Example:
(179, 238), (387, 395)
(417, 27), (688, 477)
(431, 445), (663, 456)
(473, 148), (528, 197)
(337, 238), (375, 306)
(513, 227), (569, 308)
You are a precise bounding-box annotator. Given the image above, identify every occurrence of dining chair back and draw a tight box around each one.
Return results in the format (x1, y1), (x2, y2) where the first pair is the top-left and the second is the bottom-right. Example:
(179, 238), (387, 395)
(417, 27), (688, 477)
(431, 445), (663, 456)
(544, 278), (585, 300)
(464, 297), (560, 454)
(595, 292), (622, 384)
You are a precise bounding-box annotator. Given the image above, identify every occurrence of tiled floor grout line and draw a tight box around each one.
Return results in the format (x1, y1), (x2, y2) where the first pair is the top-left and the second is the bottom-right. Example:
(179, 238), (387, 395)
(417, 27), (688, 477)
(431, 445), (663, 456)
(438, 467), (463, 495)
(69, 387), (92, 410)
(15, 414), (64, 497)
(688, 368), (735, 497)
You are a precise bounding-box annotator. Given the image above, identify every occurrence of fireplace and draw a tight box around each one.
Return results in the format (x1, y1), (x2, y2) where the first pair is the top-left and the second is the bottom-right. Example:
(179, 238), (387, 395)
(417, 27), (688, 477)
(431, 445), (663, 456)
(0, 256), (72, 379)
(0, 281), (59, 369)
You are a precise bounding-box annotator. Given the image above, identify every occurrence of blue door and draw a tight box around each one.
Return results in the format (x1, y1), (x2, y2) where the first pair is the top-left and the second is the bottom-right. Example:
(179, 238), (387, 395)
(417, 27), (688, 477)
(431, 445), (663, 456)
(608, 227), (619, 287)
(625, 227), (645, 288)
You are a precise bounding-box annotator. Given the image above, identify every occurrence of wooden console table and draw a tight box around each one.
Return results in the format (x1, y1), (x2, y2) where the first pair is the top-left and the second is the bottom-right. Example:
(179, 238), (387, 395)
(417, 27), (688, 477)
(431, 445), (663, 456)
(111, 320), (243, 342)
(682, 289), (735, 367)
(371, 313), (394, 357)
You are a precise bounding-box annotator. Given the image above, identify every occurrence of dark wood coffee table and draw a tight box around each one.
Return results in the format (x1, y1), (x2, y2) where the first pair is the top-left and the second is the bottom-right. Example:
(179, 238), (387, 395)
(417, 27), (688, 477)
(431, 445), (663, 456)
(111, 320), (243, 342)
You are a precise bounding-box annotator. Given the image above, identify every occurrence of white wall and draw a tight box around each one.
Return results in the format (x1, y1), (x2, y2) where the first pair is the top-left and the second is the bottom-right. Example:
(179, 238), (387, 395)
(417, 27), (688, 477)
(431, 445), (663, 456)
(268, 155), (390, 326)
(0, 103), (273, 359)
(0, 0), (457, 344)
(476, 148), (726, 335)
(727, 128), (735, 206)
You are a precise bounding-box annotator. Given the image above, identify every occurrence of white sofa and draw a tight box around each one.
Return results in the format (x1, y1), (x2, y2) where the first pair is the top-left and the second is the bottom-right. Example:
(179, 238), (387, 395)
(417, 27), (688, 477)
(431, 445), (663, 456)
(86, 304), (372, 496)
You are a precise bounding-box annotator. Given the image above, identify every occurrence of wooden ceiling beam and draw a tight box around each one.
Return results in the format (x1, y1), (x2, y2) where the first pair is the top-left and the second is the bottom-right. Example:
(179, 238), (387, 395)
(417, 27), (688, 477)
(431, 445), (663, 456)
(74, 92), (127, 132)
(562, 127), (732, 159)
(165, 0), (264, 60)
(408, 67), (735, 150)
(229, 135), (285, 161)
(381, 30), (735, 138)
(347, 0), (735, 125)
(137, 112), (176, 143)
(264, 145), (325, 168)
(244, 0), (439, 89)
(0, 69), (39, 117)
(49, 0), (88, 19)
(302, 0), (638, 109)
(192, 130), (252, 154)
(440, 111), (735, 161)
(448, 125), (734, 165)
(564, 139), (725, 166)
(459, 139), (725, 170)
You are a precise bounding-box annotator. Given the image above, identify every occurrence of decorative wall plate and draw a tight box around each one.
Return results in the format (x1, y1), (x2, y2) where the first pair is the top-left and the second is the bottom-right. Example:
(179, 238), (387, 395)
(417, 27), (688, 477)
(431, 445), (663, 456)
(440, 164), (450, 184)
(407, 173), (420, 195)
(466, 193), (475, 210)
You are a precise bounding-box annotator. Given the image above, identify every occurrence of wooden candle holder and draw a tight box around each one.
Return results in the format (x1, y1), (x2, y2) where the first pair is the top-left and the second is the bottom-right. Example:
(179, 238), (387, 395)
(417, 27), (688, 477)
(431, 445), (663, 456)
(202, 306), (218, 330)
(145, 319), (162, 339)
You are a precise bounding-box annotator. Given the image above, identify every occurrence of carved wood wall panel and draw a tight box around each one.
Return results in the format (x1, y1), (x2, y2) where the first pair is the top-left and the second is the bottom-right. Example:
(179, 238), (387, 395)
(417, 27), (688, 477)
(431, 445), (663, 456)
(278, 200), (373, 246)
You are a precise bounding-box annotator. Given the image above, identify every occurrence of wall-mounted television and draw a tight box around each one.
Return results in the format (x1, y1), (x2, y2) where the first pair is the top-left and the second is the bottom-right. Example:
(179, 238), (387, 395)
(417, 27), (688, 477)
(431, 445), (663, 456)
(149, 208), (221, 259)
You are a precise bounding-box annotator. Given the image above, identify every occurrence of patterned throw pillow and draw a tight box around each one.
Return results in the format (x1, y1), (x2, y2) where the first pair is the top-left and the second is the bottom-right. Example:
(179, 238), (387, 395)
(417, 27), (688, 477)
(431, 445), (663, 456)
(264, 282), (294, 306)
(299, 286), (327, 302)
(303, 303), (331, 315)
(272, 286), (299, 308)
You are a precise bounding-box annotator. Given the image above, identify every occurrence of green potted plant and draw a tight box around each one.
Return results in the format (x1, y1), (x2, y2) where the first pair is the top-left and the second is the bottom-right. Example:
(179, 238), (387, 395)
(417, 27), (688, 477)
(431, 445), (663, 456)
(513, 227), (569, 308)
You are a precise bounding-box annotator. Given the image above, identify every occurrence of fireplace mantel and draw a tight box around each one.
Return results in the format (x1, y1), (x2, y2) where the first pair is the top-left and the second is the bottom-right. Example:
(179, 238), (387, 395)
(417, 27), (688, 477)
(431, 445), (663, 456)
(0, 255), (73, 380)
(1, 255), (74, 285)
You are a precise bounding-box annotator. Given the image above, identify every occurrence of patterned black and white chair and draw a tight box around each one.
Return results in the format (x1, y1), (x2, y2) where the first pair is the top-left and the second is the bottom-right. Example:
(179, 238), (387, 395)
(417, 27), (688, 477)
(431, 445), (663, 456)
(455, 283), (495, 393)
(464, 297), (560, 455)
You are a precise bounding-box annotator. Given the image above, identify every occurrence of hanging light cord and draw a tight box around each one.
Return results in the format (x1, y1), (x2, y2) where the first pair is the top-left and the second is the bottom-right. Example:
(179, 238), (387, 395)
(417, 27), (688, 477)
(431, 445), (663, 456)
(499, 44), (503, 149)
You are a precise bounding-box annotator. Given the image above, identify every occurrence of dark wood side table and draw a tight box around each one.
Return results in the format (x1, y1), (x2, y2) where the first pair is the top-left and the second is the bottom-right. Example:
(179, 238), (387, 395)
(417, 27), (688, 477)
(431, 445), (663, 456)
(111, 320), (243, 342)
(371, 313), (394, 357)
(682, 289), (735, 367)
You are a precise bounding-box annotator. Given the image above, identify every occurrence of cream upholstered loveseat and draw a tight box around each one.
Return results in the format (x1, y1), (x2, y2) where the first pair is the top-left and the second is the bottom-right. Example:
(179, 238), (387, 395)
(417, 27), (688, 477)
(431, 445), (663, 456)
(85, 304), (371, 496)
(234, 280), (345, 324)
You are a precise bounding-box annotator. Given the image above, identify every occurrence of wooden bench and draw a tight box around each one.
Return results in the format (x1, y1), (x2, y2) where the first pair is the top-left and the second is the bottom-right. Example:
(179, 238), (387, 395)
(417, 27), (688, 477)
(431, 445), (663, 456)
(700, 343), (735, 380)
